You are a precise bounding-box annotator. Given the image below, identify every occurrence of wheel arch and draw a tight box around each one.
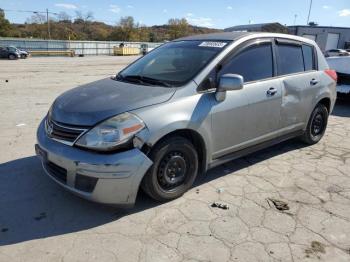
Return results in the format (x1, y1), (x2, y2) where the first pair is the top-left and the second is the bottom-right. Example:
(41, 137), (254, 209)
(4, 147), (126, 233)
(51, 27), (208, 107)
(305, 95), (332, 128)
(142, 128), (208, 175)
(318, 97), (331, 113)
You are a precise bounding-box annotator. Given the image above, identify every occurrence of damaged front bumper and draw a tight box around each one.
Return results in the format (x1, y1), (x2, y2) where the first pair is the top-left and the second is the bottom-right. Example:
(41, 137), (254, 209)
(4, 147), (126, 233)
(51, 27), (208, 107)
(36, 119), (153, 206)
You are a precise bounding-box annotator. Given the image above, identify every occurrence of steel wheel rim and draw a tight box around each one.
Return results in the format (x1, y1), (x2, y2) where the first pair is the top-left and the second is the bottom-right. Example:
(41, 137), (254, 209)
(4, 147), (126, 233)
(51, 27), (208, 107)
(157, 151), (188, 191)
(311, 112), (324, 136)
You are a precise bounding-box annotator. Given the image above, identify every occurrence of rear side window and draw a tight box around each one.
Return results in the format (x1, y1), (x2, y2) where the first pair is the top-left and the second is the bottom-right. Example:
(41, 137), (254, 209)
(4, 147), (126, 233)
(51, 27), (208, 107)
(302, 45), (315, 71)
(219, 43), (273, 82)
(276, 44), (304, 75)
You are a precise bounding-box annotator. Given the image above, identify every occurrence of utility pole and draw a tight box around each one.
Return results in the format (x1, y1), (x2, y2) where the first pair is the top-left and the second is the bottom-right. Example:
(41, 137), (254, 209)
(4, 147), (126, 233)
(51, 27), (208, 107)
(11, 8), (58, 39)
(307, 0), (313, 25)
(46, 8), (50, 39)
(293, 14), (298, 26)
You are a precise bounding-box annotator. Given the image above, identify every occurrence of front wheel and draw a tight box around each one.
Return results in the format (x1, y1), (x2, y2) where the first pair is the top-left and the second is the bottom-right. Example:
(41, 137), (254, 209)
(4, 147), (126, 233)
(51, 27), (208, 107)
(141, 136), (198, 202)
(8, 54), (17, 60)
(300, 103), (329, 145)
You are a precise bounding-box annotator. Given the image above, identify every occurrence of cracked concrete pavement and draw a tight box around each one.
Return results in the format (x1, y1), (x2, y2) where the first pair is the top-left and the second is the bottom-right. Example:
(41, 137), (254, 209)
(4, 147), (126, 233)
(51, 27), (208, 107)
(0, 56), (350, 262)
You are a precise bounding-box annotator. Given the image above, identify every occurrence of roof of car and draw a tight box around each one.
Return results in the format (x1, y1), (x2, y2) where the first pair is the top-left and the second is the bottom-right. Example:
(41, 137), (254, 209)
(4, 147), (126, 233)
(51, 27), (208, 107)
(175, 32), (253, 41)
(175, 32), (318, 47)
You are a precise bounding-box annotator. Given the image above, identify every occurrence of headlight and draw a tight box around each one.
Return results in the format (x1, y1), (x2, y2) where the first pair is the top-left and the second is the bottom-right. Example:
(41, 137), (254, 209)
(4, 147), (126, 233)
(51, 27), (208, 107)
(76, 112), (145, 151)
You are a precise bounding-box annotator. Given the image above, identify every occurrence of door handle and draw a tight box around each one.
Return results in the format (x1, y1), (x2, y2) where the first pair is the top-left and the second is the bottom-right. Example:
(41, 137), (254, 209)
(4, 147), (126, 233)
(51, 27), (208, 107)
(266, 87), (277, 96)
(310, 79), (319, 86)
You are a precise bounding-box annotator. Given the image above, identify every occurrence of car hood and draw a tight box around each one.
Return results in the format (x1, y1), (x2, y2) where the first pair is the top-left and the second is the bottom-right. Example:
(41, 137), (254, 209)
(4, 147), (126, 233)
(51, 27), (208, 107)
(50, 78), (176, 126)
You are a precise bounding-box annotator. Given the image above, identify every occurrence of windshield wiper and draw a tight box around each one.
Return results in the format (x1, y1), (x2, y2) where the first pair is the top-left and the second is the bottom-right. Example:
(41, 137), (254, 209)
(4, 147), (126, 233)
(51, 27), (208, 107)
(115, 74), (145, 85)
(116, 74), (172, 87)
(139, 76), (173, 87)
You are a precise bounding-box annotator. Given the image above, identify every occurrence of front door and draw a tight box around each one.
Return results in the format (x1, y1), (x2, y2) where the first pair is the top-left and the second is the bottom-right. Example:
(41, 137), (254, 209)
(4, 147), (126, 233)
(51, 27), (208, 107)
(211, 39), (281, 159)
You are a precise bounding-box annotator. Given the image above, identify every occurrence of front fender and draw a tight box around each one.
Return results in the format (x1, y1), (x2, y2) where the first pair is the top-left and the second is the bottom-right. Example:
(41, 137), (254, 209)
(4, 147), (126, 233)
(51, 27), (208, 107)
(132, 93), (215, 168)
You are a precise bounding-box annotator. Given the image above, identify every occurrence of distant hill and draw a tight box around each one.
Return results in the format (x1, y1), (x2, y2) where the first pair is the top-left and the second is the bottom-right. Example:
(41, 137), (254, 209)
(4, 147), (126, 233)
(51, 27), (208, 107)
(4, 15), (222, 42)
(150, 24), (222, 41)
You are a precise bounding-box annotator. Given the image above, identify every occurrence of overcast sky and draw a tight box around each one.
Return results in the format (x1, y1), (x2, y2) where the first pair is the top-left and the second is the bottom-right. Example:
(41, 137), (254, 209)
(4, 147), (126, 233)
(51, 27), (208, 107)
(1, 0), (349, 28)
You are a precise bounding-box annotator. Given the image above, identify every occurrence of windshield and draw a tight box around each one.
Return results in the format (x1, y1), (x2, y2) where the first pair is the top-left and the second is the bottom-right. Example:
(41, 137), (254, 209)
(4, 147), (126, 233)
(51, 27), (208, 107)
(117, 40), (230, 87)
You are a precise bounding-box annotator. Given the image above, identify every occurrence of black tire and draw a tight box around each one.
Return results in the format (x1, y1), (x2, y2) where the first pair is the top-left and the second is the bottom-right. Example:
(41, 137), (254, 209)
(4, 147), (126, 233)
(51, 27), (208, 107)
(8, 54), (17, 60)
(141, 136), (198, 202)
(300, 103), (329, 145)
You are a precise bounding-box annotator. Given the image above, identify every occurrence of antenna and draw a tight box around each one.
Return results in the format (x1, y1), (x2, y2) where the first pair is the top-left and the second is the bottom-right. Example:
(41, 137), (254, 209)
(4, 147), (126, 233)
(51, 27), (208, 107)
(307, 0), (313, 25)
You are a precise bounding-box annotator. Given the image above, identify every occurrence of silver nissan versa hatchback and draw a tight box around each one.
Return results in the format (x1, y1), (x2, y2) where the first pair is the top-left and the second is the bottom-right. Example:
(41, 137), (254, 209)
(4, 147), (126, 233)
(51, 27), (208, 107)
(36, 32), (337, 206)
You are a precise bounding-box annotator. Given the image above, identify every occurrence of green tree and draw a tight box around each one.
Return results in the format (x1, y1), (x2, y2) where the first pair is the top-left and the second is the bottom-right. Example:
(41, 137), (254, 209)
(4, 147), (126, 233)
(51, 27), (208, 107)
(57, 12), (72, 23)
(5, 11), (221, 41)
(109, 16), (137, 41)
(168, 18), (189, 39)
(118, 16), (136, 41)
(0, 8), (12, 36)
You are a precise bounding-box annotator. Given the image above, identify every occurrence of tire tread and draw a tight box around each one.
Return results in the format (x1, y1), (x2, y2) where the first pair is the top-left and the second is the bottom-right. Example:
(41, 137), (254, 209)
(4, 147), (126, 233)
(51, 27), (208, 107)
(141, 136), (198, 202)
(300, 103), (328, 145)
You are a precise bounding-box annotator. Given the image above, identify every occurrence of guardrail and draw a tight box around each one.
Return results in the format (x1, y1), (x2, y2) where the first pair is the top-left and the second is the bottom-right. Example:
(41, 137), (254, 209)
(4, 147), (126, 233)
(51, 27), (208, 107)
(29, 50), (75, 57)
(0, 38), (162, 56)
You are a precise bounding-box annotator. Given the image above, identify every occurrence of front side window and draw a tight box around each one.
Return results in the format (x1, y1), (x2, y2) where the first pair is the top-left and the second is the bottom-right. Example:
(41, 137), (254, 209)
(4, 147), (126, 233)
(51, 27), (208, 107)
(219, 43), (274, 82)
(117, 40), (230, 87)
(276, 44), (304, 75)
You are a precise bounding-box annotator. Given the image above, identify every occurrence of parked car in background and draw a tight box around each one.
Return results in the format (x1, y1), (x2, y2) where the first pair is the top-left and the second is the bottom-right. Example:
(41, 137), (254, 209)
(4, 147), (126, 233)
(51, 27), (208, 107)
(36, 32), (337, 206)
(0, 46), (20, 60)
(327, 56), (350, 95)
(325, 49), (350, 57)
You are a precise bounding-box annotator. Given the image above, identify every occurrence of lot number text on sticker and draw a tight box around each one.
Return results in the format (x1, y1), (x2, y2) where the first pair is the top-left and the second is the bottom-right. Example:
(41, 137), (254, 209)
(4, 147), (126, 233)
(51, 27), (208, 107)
(199, 42), (227, 48)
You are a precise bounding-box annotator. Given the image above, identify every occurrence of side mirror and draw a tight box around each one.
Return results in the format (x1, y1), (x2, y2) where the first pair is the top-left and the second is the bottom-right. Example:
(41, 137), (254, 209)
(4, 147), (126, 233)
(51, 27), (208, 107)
(215, 74), (244, 102)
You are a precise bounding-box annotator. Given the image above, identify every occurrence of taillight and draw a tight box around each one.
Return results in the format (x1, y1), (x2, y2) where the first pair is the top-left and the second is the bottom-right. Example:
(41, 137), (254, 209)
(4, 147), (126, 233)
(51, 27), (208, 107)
(324, 69), (338, 82)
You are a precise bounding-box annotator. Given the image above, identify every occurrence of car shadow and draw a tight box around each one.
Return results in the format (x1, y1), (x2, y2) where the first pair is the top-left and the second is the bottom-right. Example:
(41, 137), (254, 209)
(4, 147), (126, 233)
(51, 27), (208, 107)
(195, 138), (306, 187)
(0, 140), (305, 246)
(0, 156), (159, 246)
(1, 102), (348, 246)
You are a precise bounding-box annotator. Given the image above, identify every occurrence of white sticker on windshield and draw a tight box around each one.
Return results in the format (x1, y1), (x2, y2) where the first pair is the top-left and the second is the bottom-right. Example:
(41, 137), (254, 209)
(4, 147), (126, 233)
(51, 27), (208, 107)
(199, 42), (227, 48)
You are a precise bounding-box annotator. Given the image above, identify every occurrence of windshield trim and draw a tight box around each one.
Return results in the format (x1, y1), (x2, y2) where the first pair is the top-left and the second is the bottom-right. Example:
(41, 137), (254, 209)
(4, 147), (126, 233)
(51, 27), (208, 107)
(116, 40), (233, 88)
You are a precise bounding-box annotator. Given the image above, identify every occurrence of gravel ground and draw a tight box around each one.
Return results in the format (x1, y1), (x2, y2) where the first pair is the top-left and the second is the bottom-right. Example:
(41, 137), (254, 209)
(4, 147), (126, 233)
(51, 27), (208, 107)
(0, 56), (350, 262)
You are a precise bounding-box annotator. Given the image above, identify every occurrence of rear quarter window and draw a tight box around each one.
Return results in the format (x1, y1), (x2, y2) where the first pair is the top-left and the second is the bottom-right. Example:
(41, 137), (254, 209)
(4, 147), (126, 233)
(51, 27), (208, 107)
(302, 45), (315, 71)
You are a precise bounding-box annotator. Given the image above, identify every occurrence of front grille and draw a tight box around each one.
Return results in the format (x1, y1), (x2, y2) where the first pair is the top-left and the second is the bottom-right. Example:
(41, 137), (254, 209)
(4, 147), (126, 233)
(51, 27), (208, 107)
(46, 117), (87, 144)
(45, 161), (67, 184)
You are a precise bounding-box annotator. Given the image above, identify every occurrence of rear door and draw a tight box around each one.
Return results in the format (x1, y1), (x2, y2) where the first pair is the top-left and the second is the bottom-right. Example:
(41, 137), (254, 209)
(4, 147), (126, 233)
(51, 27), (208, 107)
(211, 39), (282, 158)
(276, 39), (320, 129)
